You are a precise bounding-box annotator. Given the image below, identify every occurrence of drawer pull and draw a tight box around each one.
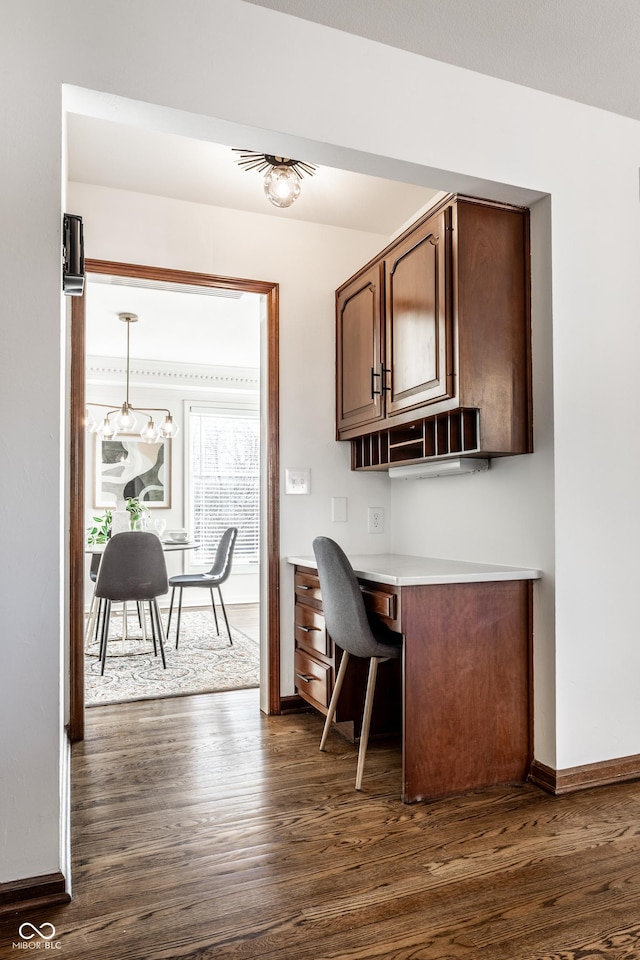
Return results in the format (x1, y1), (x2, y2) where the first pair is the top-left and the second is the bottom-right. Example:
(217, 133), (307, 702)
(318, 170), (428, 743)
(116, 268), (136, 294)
(297, 584), (311, 590)
(297, 624), (320, 632)
(296, 673), (315, 683)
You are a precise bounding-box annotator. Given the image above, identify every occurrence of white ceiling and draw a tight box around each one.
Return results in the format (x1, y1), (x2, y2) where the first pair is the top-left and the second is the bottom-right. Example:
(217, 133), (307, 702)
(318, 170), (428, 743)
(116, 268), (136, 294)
(85, 274), (262, 370)
(244, 0), (640, 122)
(67, 114), (439, 236)
(69, 113), (439, 368)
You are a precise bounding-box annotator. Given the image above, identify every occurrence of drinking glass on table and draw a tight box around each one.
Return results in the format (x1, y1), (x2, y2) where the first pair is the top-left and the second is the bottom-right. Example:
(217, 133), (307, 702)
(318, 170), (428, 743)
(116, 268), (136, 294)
(154, 518), (167, 539)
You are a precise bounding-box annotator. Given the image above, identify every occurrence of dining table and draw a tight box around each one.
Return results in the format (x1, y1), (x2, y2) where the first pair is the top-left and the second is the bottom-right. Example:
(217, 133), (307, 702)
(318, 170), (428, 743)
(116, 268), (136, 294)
(85, 538), (200, 555)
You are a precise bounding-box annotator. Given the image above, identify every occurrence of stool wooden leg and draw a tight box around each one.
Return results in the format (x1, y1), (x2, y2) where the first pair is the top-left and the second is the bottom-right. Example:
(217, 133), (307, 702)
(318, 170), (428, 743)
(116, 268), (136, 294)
(320, 650), (350, 752)
(355, 656), (380, 791)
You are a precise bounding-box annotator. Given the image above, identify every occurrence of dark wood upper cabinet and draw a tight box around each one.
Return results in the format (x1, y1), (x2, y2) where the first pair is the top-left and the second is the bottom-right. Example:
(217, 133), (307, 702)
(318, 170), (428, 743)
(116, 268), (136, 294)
(385, 206), (453, 414)
(335, 194), (532, 467)
(336, 262), (384, 434)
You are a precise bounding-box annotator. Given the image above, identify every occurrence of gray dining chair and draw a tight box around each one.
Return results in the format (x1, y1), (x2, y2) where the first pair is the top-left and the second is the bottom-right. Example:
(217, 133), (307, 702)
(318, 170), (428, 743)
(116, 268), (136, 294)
(94, 531), (169, 675)
(312, 536), (403, 790)
(167, 526), (237, 648)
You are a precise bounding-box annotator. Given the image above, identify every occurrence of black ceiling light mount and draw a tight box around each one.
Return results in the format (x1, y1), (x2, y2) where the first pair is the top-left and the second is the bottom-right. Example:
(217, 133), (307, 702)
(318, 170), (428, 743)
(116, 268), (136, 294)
(232, 149), (317, 208)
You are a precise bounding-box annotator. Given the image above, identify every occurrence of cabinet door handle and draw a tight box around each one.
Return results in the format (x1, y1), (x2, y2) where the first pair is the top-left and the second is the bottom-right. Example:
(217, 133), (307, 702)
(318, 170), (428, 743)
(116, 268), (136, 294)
(370, 366), (382, 398)
(297, 624), (320, 632)
(296, 673), (315, 683)
(381, 363), (391, 394)
(297, 584), (311, 590)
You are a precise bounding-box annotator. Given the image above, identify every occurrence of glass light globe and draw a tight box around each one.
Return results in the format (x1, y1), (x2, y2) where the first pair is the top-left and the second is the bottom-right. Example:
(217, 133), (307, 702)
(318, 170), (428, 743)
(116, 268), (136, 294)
(115, 403), (137, 433)
(96, 416), (118, 440)
(264, 165), (301, 208)
(159, 414), (179, 439)
(140, 418), (159, 443)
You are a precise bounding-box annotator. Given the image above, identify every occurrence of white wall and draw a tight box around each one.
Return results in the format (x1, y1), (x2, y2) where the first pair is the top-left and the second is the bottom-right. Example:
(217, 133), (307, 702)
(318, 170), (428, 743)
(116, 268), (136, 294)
(3, 0), (640, 886)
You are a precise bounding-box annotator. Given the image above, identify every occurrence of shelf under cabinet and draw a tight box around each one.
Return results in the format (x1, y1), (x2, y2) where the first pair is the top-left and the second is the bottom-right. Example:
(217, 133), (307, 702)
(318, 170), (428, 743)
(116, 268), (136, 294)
(351, 408), (481, 471)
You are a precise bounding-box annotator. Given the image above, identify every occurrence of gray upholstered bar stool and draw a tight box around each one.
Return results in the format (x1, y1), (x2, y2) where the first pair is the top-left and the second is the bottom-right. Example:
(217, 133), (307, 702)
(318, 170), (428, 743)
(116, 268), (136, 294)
(312, 536), (403, 790)
(94, 531), (169, 676)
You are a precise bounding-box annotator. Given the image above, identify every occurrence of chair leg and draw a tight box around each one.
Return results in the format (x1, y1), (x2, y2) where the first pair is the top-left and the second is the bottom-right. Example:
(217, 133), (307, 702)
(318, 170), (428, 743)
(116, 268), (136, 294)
(138, 602), (147, 641)
(320, 650), (350, 752)
(209, 587), (220, 634)
(149, 602), (158, 656)
(95, 598), (104, 653)
(94, 599), (103, 642)
(355, 657), (381, 791)
(84, 590), (98, 649)
(175, 587), (184, 649)
(150, 599), (167, 668)
(167, 587), (175, 636)
(217, 586), (233, 645)
(99, 600), (112, 676)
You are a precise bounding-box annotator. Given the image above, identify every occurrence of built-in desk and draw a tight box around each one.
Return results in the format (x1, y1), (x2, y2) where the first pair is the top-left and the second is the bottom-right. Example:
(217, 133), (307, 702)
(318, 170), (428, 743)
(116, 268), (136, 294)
(288, 553), (540, 803)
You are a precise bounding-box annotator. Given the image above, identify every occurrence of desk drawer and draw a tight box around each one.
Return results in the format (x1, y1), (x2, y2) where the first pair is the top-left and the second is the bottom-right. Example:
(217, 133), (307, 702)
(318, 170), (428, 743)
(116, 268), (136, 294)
(362, 586), (398, 622)
(294, 603), (329, 657)
(295, 648), (331, 710)
(295, 570), (322, 606)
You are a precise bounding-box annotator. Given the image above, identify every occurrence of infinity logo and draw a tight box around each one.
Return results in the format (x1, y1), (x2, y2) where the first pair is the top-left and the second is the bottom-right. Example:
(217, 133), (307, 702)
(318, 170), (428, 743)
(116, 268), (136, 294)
(18, 923), (56, 941)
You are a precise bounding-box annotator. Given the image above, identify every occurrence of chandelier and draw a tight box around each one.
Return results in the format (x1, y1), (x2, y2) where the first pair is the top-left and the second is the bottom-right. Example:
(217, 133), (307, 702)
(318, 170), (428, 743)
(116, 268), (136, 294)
(232, 149), (316, 208)
(86, 312), (178, 443)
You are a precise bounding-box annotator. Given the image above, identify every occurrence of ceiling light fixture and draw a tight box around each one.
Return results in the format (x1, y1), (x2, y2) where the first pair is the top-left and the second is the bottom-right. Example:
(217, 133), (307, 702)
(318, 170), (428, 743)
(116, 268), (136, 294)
(232, 149), (316, 208)
(86, 312), (179, 443)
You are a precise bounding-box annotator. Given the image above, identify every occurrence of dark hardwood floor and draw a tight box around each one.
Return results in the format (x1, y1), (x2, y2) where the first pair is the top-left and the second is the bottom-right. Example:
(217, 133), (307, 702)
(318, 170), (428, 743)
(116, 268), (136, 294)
(2, 689), (640, 959)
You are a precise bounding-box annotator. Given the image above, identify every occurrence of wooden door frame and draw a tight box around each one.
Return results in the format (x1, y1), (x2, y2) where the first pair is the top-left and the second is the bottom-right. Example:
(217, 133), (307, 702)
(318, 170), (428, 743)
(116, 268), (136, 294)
(68, 259), (280, 742)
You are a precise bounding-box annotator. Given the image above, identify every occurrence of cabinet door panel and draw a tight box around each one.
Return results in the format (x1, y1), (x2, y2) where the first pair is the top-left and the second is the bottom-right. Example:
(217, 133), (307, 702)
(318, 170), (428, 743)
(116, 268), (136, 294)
(336, 263), (384, 434)
(385, 209), (453, 414)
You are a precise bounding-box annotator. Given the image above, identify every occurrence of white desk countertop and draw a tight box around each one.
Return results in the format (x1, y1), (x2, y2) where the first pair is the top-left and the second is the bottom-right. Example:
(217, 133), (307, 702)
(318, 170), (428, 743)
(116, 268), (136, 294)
(287, 553), (541, 587)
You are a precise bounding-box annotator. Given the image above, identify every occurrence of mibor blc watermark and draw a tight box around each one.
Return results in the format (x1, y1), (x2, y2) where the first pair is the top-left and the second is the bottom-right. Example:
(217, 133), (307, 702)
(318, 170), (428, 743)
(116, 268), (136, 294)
(12, 922), (62, 951)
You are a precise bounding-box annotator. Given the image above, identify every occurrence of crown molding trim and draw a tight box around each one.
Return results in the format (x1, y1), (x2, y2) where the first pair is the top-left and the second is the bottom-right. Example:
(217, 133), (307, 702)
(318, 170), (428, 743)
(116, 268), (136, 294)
(86, 355), (259, 392)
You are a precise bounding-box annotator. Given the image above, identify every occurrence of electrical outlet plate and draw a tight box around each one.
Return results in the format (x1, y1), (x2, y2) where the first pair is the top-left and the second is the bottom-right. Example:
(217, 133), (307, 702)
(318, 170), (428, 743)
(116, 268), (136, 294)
(368, 507), (384, 534)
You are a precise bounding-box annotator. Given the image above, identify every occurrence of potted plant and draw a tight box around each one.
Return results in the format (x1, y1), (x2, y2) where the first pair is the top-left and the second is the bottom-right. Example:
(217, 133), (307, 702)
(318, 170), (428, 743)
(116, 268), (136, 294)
(125, 497), (150, 530)
(86, 509), (113, 545)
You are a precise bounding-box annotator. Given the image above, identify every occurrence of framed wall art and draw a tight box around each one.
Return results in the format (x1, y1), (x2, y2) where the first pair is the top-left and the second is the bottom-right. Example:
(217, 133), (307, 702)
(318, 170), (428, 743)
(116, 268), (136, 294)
(94, 435), (171, 509)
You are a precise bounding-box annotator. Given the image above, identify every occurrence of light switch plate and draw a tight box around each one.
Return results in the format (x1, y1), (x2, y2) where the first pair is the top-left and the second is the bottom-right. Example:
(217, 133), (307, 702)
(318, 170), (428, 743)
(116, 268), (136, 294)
(285, 468), (310, 495)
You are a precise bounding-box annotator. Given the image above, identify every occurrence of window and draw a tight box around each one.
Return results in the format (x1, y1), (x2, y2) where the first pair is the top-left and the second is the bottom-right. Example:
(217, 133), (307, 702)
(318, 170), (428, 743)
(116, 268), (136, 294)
(189, 408), (260, 566)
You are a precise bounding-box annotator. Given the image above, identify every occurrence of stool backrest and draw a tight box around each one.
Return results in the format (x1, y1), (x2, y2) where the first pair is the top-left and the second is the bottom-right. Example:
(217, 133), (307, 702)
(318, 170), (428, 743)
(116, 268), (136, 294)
(312, 536), (378, 658)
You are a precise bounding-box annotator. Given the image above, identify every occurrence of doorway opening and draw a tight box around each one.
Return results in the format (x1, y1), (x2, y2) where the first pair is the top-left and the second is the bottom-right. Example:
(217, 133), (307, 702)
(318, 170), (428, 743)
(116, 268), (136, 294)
(69, 259), (280, 740)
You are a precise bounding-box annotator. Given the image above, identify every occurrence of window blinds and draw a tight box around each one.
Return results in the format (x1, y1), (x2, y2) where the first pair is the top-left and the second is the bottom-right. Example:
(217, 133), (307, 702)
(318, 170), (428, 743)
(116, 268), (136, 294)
(190, 411), (260, 564)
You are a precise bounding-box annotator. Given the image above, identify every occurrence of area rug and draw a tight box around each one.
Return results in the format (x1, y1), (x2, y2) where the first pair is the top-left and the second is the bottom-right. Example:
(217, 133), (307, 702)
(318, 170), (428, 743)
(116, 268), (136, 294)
(85, 609), (259, 706)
